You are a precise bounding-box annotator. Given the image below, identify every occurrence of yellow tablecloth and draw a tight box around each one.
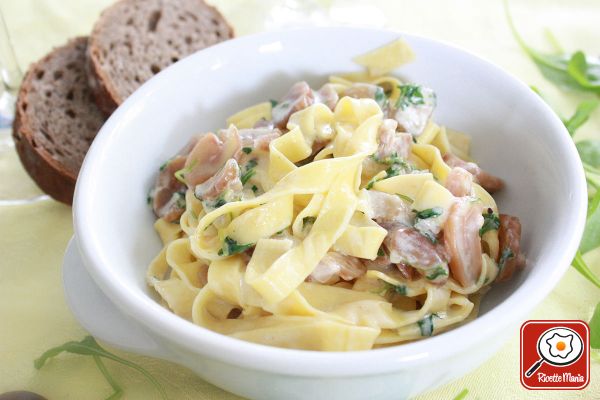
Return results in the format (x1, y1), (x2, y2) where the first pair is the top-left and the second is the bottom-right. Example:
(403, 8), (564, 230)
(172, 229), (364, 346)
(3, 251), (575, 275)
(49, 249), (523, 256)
(1, 0), (599, 399)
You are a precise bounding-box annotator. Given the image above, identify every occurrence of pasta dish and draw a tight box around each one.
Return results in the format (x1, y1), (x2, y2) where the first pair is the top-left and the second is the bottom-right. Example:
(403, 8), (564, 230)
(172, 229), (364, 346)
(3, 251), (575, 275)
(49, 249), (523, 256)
(146, 39), (525, 351)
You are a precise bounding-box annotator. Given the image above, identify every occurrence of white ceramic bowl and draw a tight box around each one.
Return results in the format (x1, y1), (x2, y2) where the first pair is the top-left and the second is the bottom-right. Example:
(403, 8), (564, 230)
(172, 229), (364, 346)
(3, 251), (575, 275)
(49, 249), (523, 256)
(69, 27), (587, 400)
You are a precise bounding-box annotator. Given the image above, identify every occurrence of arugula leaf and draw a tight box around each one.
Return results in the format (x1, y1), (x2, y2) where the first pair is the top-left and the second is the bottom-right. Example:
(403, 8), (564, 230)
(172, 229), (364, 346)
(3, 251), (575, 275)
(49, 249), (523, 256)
(417, 314), (435, 337)
(159, 160), (169, 172)
(396, 84), (425, 109)
(396, 193), (414, 203)
(415, 207), (443, 220)
(577, 140), (600, 169)
(240, 159), (258, 185)
(590, 302), (600, 349)
(564, 100), (599, 136)
(480, 211), (500, 236)
(505, 1), (600, 93)
(218, 236), (254, 256)
(498, 248), (514, 272)
(453, 388), (469, 400)
(580, 190), (600, 254)
(426, 265), (448, 281)
(269, 99), (278, 108)
(251, 184), (259, 194)
(242, 147), (253, 154)
(34, 336), (167, 400)
(572, 251), (600, 289)
(377, 246), (385, 257)
(567, 51), (600, 93)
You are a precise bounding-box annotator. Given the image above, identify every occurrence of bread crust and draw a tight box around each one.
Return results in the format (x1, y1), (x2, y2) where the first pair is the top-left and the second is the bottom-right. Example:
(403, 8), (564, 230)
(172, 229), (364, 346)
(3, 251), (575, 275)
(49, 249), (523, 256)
(12, 37), (98, 205)
(87, 0), (234, 116)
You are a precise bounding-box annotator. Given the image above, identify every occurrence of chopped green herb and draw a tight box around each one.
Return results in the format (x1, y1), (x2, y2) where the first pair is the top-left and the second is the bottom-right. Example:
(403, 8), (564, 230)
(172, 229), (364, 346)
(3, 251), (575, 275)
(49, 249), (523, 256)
(240, 159), (258, 185)
(218, 236), (254, 256)
(498, 248), (515, 272)
(396, 84), (426, 109)
(453, 388), (469, 400)
(396, 193), (414, 203)
(426, 265), (448, 281)
(269, 99), (278, 108)
(480, 210), (500, 236)
(34, 336), (167, 400)
(377, 247), (385, 257)
(389, 283), (407, 296)
(251, 184), (259, 194)
(174, 191), (186, 209)
(159, 160), (169, 171)
(421, 230), (438, 244)
(212, 196), (227, 209)
(374, 86), (388, 109)
(417, 314), (435, 337)
(366, 153), (413, 189)
(174, 160), (197, 184)
(275, 230), (284, 235)
(242, 147), (253, 154)
(302, 216), (317, 231)
(415, 207), (443, 220)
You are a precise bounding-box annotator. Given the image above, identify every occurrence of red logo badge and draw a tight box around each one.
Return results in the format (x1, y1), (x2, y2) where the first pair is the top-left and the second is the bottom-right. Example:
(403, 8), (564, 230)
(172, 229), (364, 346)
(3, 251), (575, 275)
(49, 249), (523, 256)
(520, 320), (589, 390)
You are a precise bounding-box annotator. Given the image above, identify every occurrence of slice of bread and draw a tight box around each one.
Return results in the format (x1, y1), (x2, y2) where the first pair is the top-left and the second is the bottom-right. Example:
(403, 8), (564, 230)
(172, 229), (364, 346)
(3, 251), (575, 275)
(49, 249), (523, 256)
(13, 37), (106, 204)
(87, 0), (234, 115)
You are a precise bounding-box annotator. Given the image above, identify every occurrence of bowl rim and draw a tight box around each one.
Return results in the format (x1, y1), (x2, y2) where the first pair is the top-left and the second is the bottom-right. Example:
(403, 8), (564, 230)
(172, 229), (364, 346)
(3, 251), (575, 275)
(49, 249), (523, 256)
(73, 26), (588, 377)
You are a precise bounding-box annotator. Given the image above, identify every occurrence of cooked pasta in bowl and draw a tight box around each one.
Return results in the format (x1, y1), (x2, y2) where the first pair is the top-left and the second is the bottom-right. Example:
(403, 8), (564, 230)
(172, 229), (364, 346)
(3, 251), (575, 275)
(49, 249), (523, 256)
(71, 28), (587, 400)
(146, 40), (525, 351)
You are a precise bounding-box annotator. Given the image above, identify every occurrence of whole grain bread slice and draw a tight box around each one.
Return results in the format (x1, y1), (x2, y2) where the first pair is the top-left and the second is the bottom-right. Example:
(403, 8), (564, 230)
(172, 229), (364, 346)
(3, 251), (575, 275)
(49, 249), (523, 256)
(87, 0), (234, 115)
(13, 37), (106, 204)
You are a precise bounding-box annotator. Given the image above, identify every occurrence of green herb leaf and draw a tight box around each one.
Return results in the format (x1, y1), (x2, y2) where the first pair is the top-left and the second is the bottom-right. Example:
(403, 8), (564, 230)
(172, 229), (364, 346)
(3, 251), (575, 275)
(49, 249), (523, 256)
(590, 302), (600, 349)
(389, 283), (407, 296)
(580, 189), (600, 254)
(453, 388), (469, 400)
(572, 251), (600, 289)
(218, 236), (254, 256)
(417, 314), (435, 337)
(302, 216), (317, 231)
(415, 207), (443, 220)
(377, 247), (385, 257)
(34, 336), (167, 400)
(240, 159), (258, 186)
(396, 84), (426, 109)
(174, 160), (197, 184)
(396, 193), (414, 203)
(269, 99), (278, 108)
(159, 160), (169, 172)
(577, 140), (600, 169)
(567, 51), (600, 93)
(242, 147), (253, 154)
(426, 265), (448, 281)
(93, 355), (123, 400)
(480, 211), (500, 236)
(251, 184), (259, 194)
(564, 100), (599, 136)
(498, 248), (514, 272)
(505, 1), (600, 93)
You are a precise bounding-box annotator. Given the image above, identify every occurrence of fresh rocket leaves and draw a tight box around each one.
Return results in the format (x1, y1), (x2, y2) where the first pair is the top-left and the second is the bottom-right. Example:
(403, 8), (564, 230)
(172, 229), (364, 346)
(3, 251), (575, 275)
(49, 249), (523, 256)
(564, 100), (599, 136)
(218, 236), (254, 256)
(580, 190), (600, 255)
(426, 266), (448, 281)
(366, 153), (413, 189)
(374, 86), (389, 110)
(590, 302), (600, 349)
(572, 251), (600, 290)
(498, 248), (514, 272)
(577, 140), (600, 169)
(505, 1), (600, 94)
(34, 336), (167, 400)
